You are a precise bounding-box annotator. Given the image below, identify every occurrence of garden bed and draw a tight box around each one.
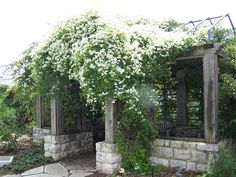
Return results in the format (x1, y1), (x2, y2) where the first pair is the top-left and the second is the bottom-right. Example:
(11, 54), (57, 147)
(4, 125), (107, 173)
(87, 167), (202, 177)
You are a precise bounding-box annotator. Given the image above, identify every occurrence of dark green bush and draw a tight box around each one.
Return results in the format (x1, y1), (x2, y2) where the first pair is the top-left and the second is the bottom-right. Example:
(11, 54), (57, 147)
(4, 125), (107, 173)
(207, 147), (236, 177)
(0, 84), (35, 151)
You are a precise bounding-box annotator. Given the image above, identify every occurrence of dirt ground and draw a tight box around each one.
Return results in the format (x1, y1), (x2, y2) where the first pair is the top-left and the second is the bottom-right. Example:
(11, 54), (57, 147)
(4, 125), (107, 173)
(87, 167), (202, 177)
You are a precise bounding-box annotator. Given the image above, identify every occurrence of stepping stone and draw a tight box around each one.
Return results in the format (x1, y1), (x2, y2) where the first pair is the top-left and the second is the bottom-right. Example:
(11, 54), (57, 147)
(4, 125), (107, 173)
(0, 156), (14, 167)
(21, 166), (44, 176)
(44, 163), (69, 176)
(27, 174), (61, 177)
(69, 170), (94, 177)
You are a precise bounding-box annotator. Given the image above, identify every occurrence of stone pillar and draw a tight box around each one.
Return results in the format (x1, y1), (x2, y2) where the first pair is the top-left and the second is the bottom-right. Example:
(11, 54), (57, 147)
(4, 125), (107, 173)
(105, 97), (117, 143)
(203, 52), (219, 144)
(96, 97), (121, 174)
(96, 142), (122, 174)
(176, 69), (187, 126)
(51, 97), (64, 136)
(36, 96), (45, 128)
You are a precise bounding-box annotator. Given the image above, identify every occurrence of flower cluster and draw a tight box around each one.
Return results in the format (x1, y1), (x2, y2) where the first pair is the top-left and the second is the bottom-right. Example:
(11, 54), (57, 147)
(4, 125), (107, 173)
(31, 11), (204, 105)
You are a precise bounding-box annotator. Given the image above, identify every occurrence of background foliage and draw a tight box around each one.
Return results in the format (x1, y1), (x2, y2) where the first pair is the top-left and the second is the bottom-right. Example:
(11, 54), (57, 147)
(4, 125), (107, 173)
(0, 84), (34, 151)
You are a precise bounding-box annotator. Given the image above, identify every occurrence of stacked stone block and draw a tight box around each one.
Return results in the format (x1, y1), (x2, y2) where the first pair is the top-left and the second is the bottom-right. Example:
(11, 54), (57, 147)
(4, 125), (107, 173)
(96, 142), (122, 174)
(44, 132), (93, 160)
(33, 127), (50, 143)
(150, 139), (219, 172)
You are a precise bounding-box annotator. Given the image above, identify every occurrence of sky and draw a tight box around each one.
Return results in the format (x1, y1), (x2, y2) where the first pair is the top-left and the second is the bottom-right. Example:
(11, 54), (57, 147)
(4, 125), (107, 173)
(0, 0), (235, 66)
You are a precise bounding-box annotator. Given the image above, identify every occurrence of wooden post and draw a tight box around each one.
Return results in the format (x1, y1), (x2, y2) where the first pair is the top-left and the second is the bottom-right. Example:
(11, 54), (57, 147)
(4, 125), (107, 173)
(51, 97), (64, 135)
(176, 69), (187, 126)
(105, 97), (117, 144)
(36, 96), (45, 128)
(203, 52), (219, 143)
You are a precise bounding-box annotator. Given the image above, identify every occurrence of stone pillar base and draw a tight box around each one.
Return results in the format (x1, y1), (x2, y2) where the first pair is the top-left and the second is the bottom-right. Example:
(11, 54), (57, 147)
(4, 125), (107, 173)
(33, 127), (50, 143)
(96, 142), (122, 174)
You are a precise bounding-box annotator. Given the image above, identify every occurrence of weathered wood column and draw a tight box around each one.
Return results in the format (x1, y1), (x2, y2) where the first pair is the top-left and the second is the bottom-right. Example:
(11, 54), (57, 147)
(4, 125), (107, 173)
(51, 97), (64, 135)
(105, 97), (118, 144)
(176, 69), (187, 126)
(36, 96), (45, 128)
(203, 51), (219, 144)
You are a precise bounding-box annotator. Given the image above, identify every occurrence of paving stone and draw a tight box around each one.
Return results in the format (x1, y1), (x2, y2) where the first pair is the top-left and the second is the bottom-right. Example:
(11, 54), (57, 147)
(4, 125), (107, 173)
(0, 156), (14, 167)
(3, 175), (21, 177)
(69, 170), (94, 177)
(61, 153), (96, 171)
(21, 166), (44, 176)
(27, 174), (61, 177)
(44, 163), (69, 176)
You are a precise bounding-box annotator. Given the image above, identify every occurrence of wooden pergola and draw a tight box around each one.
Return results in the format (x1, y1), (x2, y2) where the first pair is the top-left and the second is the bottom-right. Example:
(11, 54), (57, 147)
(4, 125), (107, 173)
(36, 43), (223, 145)
(175, 43), (223, 144)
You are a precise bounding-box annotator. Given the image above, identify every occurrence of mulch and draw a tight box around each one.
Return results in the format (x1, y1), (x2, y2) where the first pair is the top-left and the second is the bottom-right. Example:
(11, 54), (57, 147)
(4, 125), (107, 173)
(87, 167), (202, 177)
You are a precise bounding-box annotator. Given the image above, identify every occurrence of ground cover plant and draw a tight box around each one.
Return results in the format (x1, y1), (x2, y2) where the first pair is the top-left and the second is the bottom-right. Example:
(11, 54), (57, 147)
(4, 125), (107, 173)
(5, 146), (54, 173)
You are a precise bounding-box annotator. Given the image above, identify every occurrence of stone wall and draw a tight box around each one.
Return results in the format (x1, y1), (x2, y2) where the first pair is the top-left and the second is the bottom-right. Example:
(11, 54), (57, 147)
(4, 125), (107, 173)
(96, 142), (122, 174)
(150, 139), (219, 172)
(33, 127), (50, 143)
(44, 132), (93, 160)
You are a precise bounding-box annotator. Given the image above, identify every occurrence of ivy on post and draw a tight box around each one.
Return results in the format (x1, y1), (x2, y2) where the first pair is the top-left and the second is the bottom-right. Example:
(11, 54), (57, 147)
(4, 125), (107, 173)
(105, 96), (118, 144)
(51, 97), (64, 135)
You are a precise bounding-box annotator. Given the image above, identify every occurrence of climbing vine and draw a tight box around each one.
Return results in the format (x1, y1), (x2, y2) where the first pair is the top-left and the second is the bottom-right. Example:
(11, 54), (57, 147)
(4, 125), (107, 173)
(26, 11), (207, 172)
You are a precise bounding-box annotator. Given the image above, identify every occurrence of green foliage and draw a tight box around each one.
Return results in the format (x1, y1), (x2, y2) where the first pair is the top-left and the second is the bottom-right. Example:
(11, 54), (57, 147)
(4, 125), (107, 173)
(115, 94), (158, 173)
(0, 85), (18, 150)
(206, 147), (236, 177)
(0, 84), (35, 151)
(30, 11), (203, 104)
(7, 147), (54, 173)
(159, 19), (181, 32)
(219, 36), (236, 140)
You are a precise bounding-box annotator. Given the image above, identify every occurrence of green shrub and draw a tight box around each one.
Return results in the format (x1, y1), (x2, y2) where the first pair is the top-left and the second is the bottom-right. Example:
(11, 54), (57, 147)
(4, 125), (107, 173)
(7, 147), (54, 173)
(207, 147), (236, 177)
(0, 84), (35, 151)
(0, 86), (18, 150)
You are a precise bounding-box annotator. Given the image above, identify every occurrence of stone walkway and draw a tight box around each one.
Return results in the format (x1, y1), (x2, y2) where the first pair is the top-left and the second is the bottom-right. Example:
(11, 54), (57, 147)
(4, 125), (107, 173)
(2, 153), (96, 177)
